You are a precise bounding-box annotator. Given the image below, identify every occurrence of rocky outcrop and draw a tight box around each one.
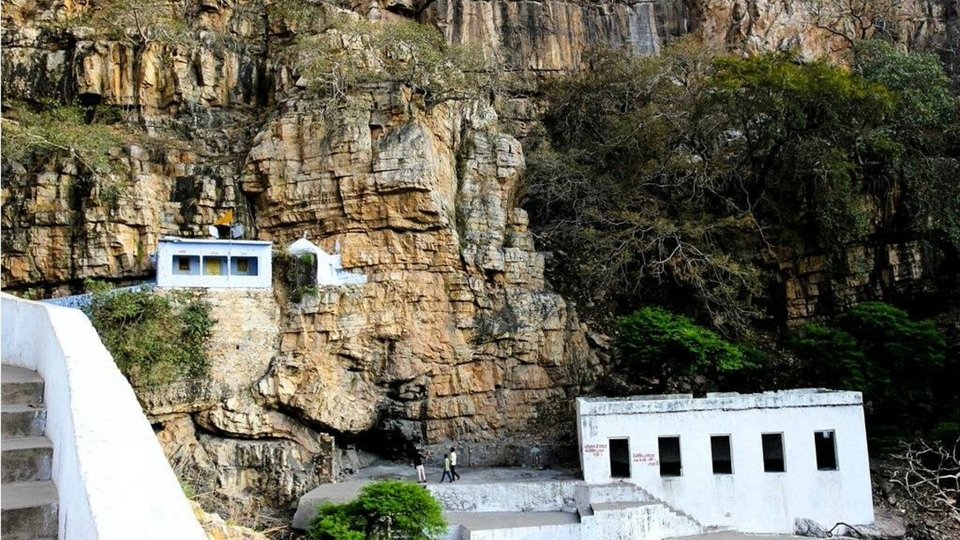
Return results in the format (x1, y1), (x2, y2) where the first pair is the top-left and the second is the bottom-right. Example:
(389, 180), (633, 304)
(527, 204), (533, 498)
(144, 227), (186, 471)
(192, 501), (270, 540)
(694, 0), (948, 59)
(241, 91), (597, 452)
(420, 0), (688, 72)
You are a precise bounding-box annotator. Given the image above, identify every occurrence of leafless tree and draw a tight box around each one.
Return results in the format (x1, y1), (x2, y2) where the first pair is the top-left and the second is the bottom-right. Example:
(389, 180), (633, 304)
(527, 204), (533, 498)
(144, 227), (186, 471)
(889, 439), (960, 526)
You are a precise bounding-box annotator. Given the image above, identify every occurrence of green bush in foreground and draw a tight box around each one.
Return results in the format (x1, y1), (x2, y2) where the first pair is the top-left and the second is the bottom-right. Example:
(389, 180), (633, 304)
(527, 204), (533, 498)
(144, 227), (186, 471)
(309, 480), (446, 540)
(85, 282), (214, 386)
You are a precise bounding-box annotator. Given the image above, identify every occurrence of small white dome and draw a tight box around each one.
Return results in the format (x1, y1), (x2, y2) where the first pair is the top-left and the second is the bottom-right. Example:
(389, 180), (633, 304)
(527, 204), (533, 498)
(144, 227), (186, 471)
(288, 237), (320, 255)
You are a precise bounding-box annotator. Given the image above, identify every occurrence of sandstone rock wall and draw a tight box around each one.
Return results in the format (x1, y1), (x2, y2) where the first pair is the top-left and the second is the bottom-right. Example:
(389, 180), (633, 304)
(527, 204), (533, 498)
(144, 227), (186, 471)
(141, 289), (336, 505)
(420, 0), (687, 72)
(782, 241), (949, 323)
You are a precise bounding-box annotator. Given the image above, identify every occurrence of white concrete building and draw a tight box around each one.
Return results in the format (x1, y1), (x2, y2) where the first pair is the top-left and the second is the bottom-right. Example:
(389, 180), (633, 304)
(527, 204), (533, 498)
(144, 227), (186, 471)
(155, 237), (272, 289)
(287, 237), (367, 287)
(576, 390), (875, 534)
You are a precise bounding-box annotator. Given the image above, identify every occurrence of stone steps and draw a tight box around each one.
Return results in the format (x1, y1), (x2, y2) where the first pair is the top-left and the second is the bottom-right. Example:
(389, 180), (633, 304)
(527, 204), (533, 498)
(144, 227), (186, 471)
(1, 366), (44, 406)
(2, 437), (54, 483)
(2, 404), (47, 438)
(1, 365), (58, 540)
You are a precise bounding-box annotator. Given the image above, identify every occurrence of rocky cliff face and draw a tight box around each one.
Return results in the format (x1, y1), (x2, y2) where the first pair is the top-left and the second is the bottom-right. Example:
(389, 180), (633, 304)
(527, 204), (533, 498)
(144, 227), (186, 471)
(1, 0), (604, 508)
(1, 0), (953, 513)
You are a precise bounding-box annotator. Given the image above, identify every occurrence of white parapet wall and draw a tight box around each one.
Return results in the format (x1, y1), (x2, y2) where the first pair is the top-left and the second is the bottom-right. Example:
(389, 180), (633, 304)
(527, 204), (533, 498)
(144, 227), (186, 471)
(427, 480), (580, 512)
(1, 293), (206, 540)
(576, 390), (875, 534)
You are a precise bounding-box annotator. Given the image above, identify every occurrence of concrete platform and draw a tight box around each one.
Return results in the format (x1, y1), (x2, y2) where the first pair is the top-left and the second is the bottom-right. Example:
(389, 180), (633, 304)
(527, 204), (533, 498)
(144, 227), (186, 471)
(292, 466), (581, 529)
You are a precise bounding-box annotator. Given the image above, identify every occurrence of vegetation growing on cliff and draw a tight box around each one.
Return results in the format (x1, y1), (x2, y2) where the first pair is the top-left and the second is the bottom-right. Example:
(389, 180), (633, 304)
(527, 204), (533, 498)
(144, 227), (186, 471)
(293, 18), (489, 105)
(273, 251), (319, 302)
(524, 40), (960, 334)
(70, 0), (191, 44)
(1, 102), (123, 173)
(85, 283), (214, 386)
(308, 480), (446, 540)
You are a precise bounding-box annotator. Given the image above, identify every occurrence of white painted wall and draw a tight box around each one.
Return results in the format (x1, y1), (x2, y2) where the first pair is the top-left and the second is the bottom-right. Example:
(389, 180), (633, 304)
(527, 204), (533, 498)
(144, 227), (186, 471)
(287, 238), (367, 287)
(576, 391), (874, 533)
(428, 481), (578, 512)
(156, 237), (272, 289)
(1, 293), (207, 540)
(467, 523), (581, 540)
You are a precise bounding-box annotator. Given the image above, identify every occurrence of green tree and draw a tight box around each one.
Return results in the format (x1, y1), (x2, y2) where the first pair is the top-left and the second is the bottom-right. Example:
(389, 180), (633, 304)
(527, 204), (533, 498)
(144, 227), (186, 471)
(854, 40), (955, 131)
(524, 41), (959, 334)
(1, 102), (123, 173)
(615, 308), (755, 392)
(854, 40), (960, 247)
(308, 480), (446, 540)
(788, 302), (952, 442)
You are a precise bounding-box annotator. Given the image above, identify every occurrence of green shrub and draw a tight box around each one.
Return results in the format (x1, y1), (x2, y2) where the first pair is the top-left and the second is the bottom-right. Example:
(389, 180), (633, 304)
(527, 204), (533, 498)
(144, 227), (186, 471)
(273, 251), (318, 302)
(308, 480), (446, 540)
(84, 282), (214, 386)
(615, 307), (756, 391)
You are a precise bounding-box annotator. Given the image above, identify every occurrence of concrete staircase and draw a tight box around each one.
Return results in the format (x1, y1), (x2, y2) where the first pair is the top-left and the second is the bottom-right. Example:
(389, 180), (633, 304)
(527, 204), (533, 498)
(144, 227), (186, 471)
(2, 365), (58, 540)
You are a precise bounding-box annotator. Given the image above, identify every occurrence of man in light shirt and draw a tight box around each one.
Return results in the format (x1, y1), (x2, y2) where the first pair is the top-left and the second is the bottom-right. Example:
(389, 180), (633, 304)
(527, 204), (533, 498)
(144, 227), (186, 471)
(449, 446), (461, 481)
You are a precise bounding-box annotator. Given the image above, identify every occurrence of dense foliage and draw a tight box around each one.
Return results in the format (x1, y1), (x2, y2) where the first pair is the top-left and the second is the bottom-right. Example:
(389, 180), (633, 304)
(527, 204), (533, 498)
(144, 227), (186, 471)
(308, 480), (446, 540)
(788, 302), (955, 443)
(85, 283), (214, 386)
(524, 40), (959, 333)
(615, 308), (758, 391)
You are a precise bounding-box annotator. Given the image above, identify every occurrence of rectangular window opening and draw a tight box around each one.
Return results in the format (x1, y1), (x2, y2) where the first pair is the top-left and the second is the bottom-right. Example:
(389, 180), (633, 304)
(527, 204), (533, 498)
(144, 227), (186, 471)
(711, 435), (733, 474)
(659, 436), (682, 477)
(762, 433), (785, 472)
(609, 438), (630, 478)
(815, 430), (838, 470)
(203, 256), (228, 276)
(173, 255), (200, 275)
(231, 256), (259, 276)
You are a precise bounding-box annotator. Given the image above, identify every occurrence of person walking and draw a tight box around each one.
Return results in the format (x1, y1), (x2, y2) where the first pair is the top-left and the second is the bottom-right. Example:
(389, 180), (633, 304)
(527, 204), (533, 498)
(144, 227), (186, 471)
(440, 453), (453, 483)
(413, 449), (427, 484)
(449, 447), (461, 481)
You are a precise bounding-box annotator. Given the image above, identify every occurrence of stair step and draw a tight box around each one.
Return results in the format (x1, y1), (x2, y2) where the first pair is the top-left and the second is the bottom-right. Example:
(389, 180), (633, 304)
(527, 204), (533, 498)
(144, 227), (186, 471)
(1, 366), (44, 406)
(1, 481), (58, 540)
(2, 437), (53, 483)
(2, 404), (47, 438)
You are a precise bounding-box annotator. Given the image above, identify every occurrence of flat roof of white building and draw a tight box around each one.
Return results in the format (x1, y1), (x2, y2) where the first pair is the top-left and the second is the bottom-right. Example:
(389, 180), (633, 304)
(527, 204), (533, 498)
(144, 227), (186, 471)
(158, 236), (272, 246)
(577, 389), (862, 416)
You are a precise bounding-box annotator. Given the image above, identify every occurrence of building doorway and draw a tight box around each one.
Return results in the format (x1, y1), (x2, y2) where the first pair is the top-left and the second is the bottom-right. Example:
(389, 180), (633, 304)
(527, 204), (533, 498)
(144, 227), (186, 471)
(609, 438), (630, 478)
